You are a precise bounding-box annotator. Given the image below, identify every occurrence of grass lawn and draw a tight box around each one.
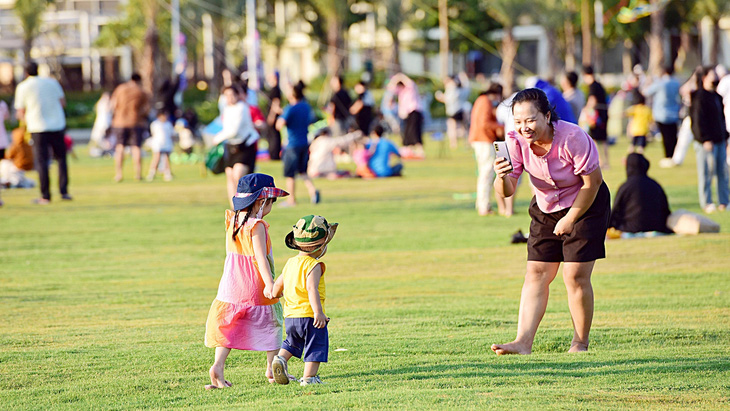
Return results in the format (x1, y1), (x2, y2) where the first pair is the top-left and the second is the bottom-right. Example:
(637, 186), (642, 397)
(1, 137), (729, 409)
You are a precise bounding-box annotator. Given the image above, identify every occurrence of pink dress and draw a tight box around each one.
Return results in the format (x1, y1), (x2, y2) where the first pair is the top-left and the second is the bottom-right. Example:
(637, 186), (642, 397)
(204, 211), (283, 351)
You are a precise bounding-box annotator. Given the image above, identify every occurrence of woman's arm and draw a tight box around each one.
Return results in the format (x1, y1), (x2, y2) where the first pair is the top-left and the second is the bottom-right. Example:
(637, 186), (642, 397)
(493, 157), (517, 197)
(251, 222), (275, 298)
(306, 264), (327, 328)
(267, 98), (281, 125)
(554, 167), (603, 235)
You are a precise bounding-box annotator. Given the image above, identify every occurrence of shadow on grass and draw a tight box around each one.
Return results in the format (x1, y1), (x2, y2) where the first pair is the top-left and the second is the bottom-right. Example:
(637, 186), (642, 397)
(333, 356), (730, 381)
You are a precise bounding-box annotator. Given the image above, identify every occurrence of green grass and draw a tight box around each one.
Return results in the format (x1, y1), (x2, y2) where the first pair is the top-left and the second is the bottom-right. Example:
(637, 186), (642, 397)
(1, 138), (729, 409)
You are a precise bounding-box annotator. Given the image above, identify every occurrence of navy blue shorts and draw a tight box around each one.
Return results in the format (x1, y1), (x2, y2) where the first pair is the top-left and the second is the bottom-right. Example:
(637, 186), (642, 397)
(283, 145), (309, 178)
(282, 317), (328, 362)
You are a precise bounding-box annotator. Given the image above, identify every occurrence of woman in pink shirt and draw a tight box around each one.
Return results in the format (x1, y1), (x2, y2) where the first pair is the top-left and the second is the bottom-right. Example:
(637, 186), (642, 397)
(492, 88), (610, 355)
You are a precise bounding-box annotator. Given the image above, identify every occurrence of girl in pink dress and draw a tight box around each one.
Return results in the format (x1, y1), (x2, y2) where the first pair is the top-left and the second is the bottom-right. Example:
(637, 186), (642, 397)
(204, 173), (289, 389)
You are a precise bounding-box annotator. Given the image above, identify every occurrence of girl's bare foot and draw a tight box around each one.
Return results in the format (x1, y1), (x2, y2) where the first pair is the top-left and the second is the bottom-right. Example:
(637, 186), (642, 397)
(205, 365), (232, 389)
(491, 341), (531, 355)
(568, 342), (588, 353)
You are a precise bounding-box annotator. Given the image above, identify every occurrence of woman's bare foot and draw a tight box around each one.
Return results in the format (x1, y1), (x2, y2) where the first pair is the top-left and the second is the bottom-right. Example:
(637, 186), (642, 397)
(568, 342), (588, 353)
(491, 341), (531, 355)
(206, 365), (233, 389)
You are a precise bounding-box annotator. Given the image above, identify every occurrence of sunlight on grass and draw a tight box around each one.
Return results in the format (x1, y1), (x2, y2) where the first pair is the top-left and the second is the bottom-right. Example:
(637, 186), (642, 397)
(1, 139), (729, 408)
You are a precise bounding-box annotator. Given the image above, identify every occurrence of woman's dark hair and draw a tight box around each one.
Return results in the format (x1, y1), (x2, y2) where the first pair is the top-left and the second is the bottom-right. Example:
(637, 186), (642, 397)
(223, 85), (239, 95)
(293, 81), (306, 100)
(565, 71), (579, 88)
(695, 65), (716, 90)
(510, 88), (560, 126)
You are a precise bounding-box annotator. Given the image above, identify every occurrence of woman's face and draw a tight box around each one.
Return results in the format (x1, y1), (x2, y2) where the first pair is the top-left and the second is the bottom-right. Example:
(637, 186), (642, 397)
(513, 101), (551, 144)
(224, 89), (239, 105)
(703, 70), (718, 91)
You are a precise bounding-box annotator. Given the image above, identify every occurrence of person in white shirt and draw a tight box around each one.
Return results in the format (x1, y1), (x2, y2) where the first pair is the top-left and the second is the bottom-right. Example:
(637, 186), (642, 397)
(14, 62), (70, 204)
(146, 110), (175, 181)
(213, 86), (260, 207)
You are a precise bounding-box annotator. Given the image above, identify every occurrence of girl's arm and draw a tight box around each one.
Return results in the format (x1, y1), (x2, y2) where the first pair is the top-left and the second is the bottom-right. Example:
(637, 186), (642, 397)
(251, 222), (275, 299)
(306, 264), (327, 328)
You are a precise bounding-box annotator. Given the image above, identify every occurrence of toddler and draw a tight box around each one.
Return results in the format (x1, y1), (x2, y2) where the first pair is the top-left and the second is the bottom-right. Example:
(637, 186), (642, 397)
(204, 173), (289, 389)
(624, 93), (653, 154)
(146, 110), (175, 181)
(271, 215), (338, 386)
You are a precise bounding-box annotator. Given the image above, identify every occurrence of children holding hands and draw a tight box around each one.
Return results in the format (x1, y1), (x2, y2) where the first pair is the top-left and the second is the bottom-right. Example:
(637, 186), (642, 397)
(204, 173), (289, 389)
(204, 172), (336, 389)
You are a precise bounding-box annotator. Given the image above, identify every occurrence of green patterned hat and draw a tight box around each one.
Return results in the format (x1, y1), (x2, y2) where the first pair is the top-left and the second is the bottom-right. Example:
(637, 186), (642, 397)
(285, 215), (338, 252)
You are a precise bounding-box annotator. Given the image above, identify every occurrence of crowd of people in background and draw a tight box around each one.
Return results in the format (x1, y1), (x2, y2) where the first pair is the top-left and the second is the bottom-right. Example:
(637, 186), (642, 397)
(1, 59), (728, 219)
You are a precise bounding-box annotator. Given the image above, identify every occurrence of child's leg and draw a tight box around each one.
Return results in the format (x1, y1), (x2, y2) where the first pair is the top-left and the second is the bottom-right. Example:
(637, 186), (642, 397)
(303, 361), (321, 379)
(147, 151), (160, 179)
(207, 347), (232, 389)
(265, 349), (278, 381)
(161, 153), (173, 180)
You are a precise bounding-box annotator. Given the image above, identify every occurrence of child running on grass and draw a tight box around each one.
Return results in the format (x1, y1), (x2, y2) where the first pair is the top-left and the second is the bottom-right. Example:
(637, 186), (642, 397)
(271, 215), (338, 386)
(204, 173), (289, 389)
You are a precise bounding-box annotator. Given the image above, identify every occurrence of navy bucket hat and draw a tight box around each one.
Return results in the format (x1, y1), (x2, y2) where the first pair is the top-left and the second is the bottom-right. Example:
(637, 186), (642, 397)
(232, 173), (289, 211)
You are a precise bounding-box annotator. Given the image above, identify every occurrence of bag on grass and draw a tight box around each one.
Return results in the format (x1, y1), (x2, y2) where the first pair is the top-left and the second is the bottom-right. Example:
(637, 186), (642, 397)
(666, 209), (720, 235)
(205, 142), (226, 174)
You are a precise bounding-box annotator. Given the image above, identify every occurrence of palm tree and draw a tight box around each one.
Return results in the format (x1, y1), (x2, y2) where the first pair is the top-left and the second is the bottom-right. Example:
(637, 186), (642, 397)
(485, 0), (528, 95)
(693, 0), (730, 65)
(308, 0), (352, 75)
(383, 0), (406, 74)
(648, 0), (668, 75)
(13, 0), (54, 61)
(581, 0), (592, 66)
(537, 0), (574, 80)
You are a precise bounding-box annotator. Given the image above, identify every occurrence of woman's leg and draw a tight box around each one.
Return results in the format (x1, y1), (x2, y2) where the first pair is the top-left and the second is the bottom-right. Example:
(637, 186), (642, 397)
(562, 261), (596, 352)
(491, 261), (561, 355)
(207, 347), (232, 388)
(225, 167), (236, 208)
(713, 142), (729, 206)
(695, 142), (712, 208)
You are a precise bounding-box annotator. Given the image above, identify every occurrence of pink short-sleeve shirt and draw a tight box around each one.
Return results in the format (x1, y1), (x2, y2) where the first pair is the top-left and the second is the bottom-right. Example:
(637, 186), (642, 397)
(507, 120), (600, 213)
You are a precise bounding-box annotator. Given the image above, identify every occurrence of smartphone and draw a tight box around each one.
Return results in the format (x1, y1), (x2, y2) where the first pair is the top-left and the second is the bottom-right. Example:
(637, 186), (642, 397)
(494, 141), (512, 170)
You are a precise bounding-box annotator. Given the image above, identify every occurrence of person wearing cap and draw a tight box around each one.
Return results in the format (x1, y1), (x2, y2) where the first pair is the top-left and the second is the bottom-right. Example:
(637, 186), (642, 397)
(204, 173), (289, 389)
(270, 215), (338, 386)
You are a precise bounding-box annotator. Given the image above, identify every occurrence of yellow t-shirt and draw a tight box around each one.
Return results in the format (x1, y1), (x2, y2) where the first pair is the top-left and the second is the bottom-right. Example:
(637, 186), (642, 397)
(625, 104), (653, 137)
(280, 255), (326, 318)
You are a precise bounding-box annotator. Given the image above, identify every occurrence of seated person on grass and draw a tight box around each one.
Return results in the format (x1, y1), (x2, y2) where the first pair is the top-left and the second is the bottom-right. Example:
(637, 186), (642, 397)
(368, 124), (403, 178)
(609, 153), (673, 237)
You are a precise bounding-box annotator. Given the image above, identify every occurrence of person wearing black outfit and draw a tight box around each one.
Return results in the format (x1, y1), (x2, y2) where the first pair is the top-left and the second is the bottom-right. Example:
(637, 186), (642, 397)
(328, 76), (352, 136)
(583, 66), (609, 168)
(610, 153), (672, 234)
(690, 66), (729, 213)
(265, 72), (283, 160)
(350, 81), (375, 135)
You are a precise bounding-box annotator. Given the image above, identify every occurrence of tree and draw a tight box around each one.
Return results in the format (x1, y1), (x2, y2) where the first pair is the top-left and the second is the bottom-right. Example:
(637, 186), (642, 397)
(647, 0), (668, 75)
(485, 0), (529, 95)
(13, 0), (54, 61)
(693, 0), (730, 65)
(383, 0), (407, 74)
(537, 0), (574, 79)
(307, 0), (353, 75)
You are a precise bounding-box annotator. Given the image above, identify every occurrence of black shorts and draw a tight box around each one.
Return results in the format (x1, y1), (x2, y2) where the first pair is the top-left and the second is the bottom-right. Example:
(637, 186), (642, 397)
(632, 135), (647, 148)
(112, 127), (146, 147)
(403, 111), (423, 146)
(527, 182), (611, 263)
(589, 126), (607, 142)
(283, 145), (309, 178)
(451, 110), (464, 122)
(224, 141), (257, 170)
